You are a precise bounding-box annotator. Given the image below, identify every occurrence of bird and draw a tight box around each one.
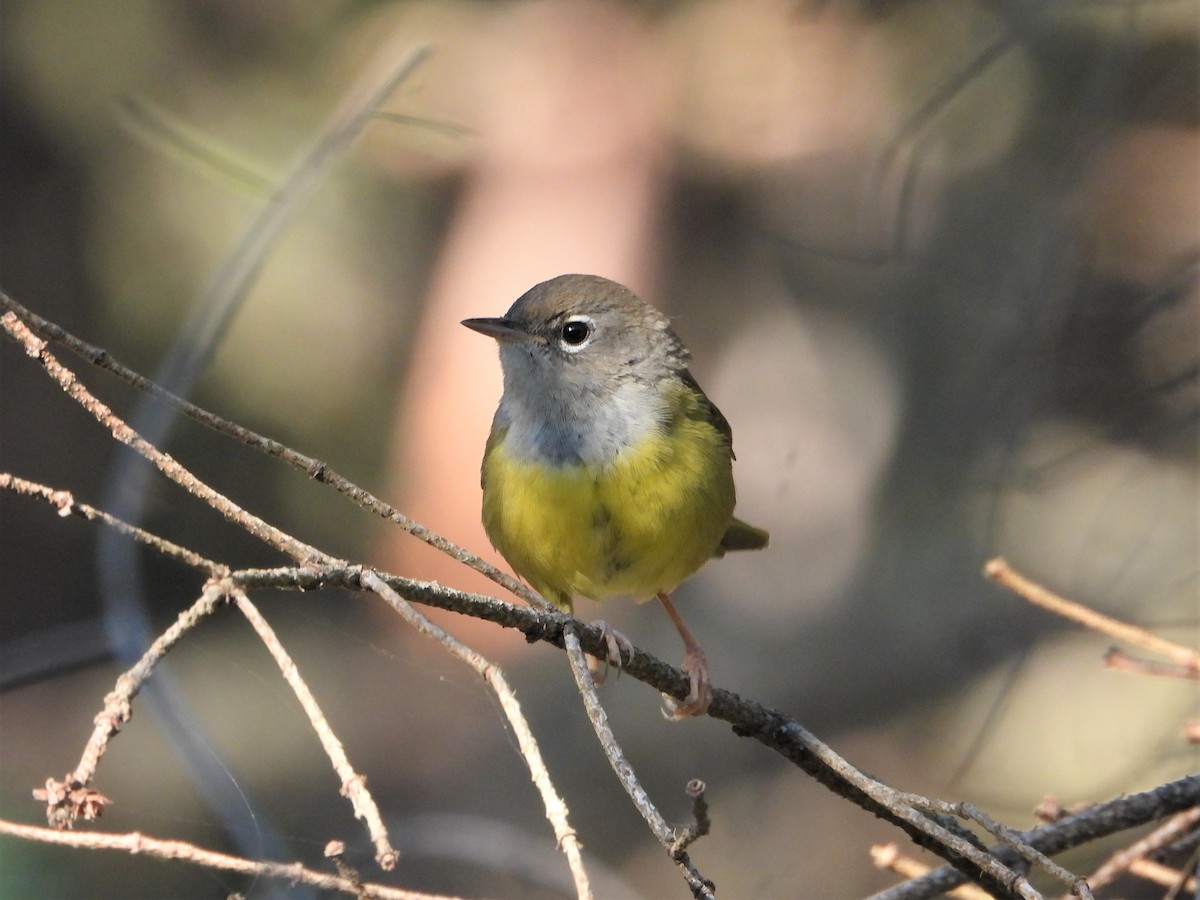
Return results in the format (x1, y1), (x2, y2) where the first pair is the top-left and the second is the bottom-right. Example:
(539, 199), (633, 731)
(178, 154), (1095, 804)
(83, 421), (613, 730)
(462, 274), (768, 717)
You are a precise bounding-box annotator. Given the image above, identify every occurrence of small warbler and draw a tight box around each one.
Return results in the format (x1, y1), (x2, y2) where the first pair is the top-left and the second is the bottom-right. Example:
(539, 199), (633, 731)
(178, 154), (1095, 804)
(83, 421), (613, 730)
(463, 274), (768, 717)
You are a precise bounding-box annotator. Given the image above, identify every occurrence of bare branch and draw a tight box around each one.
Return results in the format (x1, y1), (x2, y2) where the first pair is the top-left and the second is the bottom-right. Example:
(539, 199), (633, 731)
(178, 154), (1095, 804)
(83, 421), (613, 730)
(0, 818), (454, 900)
(220, 565), (1196, 897)
(0, 290), (547, 609)
(985, 558), (1200, 673)
(228, 586), (397, 871)
(1, 310), (330, 565)
(360, 571), (591, 900)
(1104, 647), (1200, 681)
(36, 582), (228, 827)
(899, 796), (1091, 898)
(0, 472), (219, 574)
(563, 626), (716, 900)
(871, 776), (1200, 899)
(1086, 807), (1200, 892)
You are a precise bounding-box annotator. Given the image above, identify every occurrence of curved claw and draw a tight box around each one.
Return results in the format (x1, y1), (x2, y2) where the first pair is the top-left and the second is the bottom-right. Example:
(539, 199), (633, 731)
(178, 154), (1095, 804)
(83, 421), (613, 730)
(588, 620), (634, 685)
(661, 645), (712, 720)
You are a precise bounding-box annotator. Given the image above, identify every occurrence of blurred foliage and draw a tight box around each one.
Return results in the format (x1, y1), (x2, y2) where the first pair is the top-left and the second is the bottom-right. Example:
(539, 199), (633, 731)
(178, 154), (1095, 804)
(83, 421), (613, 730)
(1, 0), (1195, 897)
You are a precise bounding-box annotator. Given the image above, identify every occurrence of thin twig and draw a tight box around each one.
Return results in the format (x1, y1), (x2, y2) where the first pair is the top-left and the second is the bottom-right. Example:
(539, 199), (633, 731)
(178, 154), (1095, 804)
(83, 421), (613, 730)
(901, 796), (1091, 898)
(849, 787), (1039, 898)
(36, 583), (228, 827)
(1, 311), (330, 566)
(360, 571), (591, 900)
(984, 558), (1200, 673)
(1104, 647), (1200, 681)
(870, 844), (994, 900)
(1130, 857), (1196, 893)
(1086, 807), (1200, 891)
(227, 585), (397, 871)
(0, 473), (220, 574)
(563, 627), (716, 900)
(871, 776), (1200, 900)
(671, 779), (711, 855)
(0, 818), (455, 900)
(0, 291), (547, 609)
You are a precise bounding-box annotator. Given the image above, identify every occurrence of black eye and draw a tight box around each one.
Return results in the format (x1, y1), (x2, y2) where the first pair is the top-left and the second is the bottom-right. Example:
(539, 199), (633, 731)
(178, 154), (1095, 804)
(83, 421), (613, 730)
(560, 320), (592, 346)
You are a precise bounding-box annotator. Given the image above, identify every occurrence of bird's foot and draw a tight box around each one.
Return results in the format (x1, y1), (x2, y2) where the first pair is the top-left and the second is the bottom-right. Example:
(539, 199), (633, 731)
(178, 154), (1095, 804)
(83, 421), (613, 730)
(662, 645), (712, 720)
(587, 620), (635, 686)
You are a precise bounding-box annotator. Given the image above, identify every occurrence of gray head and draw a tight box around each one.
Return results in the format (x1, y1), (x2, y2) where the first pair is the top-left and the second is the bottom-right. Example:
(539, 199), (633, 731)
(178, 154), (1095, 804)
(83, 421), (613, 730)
(462, 274), (691, 463)
(462, 274), (689, 397)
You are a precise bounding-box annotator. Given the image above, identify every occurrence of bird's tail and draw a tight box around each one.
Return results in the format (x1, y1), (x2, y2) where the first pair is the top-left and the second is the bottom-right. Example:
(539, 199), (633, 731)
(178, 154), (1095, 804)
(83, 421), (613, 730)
(715, 517), (770, 556)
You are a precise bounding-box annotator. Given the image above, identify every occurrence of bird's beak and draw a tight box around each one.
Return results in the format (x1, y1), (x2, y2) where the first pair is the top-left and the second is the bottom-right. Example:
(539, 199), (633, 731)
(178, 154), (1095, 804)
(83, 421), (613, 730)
(461, 317), (538, 343)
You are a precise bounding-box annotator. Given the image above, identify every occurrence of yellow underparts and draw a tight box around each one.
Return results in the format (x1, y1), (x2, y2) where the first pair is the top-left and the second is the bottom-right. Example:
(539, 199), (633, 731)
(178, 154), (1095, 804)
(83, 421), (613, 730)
(482, 414), (735, 613)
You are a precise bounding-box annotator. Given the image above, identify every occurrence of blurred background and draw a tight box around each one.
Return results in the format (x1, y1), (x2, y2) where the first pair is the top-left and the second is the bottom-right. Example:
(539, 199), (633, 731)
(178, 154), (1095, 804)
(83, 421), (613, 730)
(1, 0), (1196, 897)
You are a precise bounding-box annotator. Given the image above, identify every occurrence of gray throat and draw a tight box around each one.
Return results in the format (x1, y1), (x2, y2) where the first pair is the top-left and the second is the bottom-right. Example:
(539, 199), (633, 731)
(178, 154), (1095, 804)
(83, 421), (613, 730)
(497, 380), (665, 468)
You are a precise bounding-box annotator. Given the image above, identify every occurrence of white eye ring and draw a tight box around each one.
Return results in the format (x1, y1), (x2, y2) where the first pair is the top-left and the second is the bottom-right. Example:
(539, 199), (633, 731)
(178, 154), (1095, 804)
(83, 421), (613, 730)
(558, 315), (595, 352)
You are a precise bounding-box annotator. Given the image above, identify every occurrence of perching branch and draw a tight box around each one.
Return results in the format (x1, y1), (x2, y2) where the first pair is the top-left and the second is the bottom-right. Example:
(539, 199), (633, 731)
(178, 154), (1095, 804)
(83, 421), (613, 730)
(10, 463), (1194, 895)
(4, 298), (1195, 896)
(0, 491), (1146, 898)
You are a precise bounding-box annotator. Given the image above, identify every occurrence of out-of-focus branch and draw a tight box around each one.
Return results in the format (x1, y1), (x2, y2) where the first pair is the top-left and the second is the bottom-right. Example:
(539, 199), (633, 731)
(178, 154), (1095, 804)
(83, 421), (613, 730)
(1085, 807), (1200, 893)
(870, 844), (994, 900)
(985, 557), (1200, 674)
(1105, 647), (1200, 680)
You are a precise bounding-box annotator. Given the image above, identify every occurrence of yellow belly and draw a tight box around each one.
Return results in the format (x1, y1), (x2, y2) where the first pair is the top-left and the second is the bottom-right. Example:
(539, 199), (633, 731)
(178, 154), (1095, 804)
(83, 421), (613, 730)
(481, 420), (735, 612)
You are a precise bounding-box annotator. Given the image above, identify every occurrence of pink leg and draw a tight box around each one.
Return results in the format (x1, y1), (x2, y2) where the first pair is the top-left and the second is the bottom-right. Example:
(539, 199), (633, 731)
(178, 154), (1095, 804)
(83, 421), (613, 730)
(656, 592), (712, 719)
